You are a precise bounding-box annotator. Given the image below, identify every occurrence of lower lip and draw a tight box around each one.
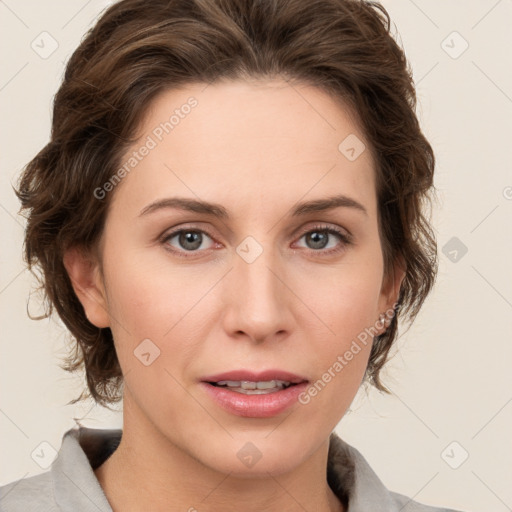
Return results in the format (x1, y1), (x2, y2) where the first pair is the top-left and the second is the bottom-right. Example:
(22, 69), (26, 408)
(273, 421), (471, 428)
(200, 382), (309, 418)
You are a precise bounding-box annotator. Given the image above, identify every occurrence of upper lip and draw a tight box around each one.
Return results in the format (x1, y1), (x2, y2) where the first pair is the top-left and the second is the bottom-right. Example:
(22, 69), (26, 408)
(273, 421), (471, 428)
(201, 369), (308, 384)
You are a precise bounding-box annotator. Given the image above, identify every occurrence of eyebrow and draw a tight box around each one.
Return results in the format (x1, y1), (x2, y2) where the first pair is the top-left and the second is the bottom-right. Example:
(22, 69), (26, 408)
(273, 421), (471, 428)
(138, 194), (368, 219)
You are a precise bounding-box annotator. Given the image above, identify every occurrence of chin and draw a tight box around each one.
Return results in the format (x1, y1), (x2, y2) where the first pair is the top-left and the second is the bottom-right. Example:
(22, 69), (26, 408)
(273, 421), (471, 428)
(187, 433), (312, 478)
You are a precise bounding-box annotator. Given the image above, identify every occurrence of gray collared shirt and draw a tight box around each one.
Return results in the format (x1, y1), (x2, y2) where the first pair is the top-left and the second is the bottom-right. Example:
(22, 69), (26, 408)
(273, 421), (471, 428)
(0, 426), (464, 511)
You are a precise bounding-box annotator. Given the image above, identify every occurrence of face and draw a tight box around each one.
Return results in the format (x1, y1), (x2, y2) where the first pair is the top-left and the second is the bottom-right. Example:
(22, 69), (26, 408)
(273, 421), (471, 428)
(67, 79), (402, 477)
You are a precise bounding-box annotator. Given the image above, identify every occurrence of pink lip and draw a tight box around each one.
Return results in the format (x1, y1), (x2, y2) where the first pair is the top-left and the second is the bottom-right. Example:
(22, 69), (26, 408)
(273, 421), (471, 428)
(201, 369), (308, 384)
(199, 369), (309, 418)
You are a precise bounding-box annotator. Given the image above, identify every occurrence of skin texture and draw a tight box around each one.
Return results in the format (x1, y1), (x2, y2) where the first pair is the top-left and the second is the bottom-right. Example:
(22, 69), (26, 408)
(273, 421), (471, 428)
(64, 79), (404, 512)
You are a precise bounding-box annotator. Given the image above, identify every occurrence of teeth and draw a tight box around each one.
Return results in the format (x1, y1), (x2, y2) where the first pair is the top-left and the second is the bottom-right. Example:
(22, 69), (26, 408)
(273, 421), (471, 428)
(255, 380), (278, 390)
(214, 380), (292, 394)
(217, 380), (244, 387)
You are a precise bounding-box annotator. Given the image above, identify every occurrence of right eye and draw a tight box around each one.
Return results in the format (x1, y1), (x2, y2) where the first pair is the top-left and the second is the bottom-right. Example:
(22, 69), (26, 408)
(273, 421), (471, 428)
(161, 227), (217, 257)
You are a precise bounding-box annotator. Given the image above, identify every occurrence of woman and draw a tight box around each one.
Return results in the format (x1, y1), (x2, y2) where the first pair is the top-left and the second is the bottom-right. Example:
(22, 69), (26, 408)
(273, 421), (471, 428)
(0, 0), (464, 510)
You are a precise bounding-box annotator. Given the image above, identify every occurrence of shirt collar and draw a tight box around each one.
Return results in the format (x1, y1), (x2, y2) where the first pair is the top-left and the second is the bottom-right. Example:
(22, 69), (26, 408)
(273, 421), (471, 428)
(51, 426), (398, 511)
(51, 426), (117, 512)
(328, 431), (398, 510)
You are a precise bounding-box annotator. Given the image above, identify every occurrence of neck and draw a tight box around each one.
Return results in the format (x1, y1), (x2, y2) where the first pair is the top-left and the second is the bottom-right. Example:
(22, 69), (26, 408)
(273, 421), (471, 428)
(94, 395), (344, 512)
(96, 454), (343, 512)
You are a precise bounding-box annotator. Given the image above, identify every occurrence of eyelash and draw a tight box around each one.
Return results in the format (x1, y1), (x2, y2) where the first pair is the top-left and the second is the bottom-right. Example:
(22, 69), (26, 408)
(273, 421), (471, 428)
(160, 223), (353, 259)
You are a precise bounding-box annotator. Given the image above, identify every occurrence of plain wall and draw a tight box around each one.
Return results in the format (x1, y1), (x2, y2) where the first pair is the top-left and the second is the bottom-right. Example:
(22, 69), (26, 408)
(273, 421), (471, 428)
(1, 1), (511, 511)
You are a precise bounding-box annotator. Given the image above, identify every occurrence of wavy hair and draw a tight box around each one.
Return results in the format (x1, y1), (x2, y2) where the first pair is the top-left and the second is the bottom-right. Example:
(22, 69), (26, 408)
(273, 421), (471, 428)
(15, 0), (437, 407)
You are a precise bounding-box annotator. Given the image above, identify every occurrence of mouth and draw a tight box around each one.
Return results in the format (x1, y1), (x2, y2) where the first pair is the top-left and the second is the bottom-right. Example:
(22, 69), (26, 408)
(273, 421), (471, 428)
(200, 369), (309, 416)
(201, 369), (308, 389)
(207, 379), (297, 394)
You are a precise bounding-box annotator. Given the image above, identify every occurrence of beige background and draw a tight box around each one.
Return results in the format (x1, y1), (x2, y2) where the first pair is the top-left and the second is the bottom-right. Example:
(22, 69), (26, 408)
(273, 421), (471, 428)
(1, 1), (511, 511)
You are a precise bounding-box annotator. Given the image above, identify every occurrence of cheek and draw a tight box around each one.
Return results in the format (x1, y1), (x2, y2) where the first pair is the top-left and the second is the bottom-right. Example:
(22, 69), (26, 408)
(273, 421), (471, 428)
(300, 258), (383, 340)
(101, 253), (226, 373)
(313, 286), (376, 381)
(294, 261), (382, 393)
(298, 279), (379, 419)
(103, 250), (203, 329)
(100, 260), (206, 410)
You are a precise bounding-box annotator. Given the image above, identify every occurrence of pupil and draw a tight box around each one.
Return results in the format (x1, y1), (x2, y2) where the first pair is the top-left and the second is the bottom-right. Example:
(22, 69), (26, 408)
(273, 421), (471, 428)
(180, 231), (202, 250)
(308, 231), (327, 249)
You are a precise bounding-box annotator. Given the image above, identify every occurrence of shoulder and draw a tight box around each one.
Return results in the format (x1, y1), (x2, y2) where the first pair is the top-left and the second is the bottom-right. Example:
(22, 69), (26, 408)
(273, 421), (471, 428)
(0, 471), (58, 512)
(389, 490), (465, 511)
(327, 432), (468, 512)
(0, 425), (119, 512)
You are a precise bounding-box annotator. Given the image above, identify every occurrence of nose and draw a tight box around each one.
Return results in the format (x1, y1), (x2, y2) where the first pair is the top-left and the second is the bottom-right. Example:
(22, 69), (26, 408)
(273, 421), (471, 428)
(221, 241), (294, 344)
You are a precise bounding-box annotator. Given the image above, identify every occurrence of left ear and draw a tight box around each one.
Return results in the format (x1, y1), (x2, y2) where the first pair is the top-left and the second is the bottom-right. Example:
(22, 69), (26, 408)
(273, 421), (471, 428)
(377, 253), (406, 334)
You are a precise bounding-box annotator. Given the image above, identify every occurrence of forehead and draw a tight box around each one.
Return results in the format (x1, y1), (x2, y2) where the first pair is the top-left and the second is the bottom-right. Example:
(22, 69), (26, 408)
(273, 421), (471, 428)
(110, 79), (377, 219)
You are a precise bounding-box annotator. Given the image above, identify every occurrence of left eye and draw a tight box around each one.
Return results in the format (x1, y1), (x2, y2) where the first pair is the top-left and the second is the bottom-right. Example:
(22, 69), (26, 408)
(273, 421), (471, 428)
(295, 226), (350, 252)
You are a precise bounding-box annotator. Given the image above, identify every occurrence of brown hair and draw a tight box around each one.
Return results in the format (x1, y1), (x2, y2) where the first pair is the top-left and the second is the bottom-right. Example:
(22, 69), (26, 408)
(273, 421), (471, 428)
(15, 0), (437, 408)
